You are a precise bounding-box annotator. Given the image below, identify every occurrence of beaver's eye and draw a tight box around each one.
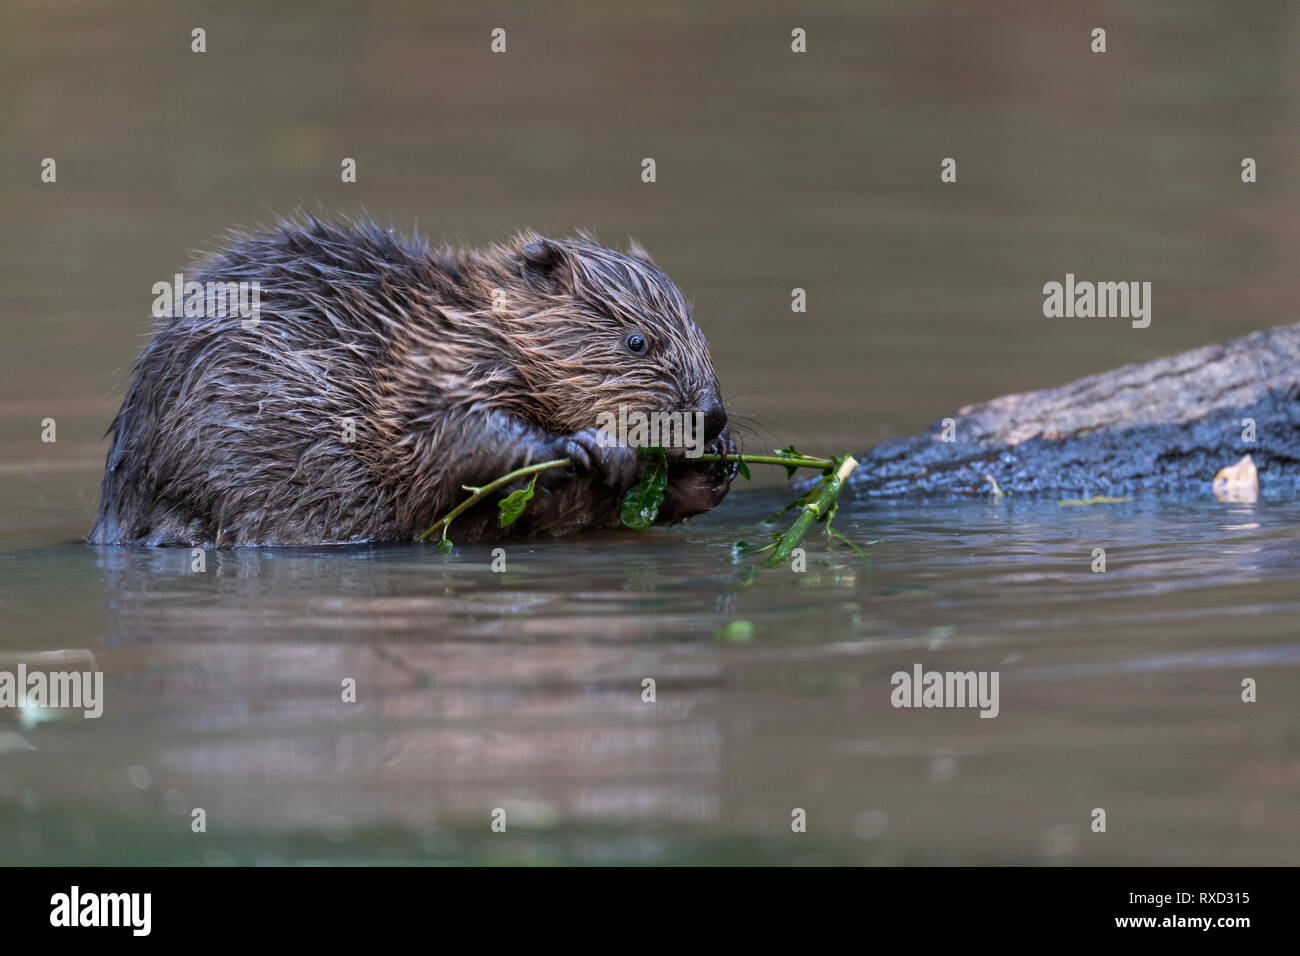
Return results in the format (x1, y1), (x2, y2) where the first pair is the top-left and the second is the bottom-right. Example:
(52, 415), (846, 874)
(625, 332), (648, 355)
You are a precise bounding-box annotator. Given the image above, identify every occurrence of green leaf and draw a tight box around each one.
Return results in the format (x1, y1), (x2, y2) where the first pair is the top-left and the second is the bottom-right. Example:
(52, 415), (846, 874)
(736, 459), (751, 481)
(437, 537), (453, 554)
(827, 527), (867, 559)
(714, 620), (754, 642)
(733, 538), (777, 557)
(621, 447), (668, 530)
(775, 444), (805, 479)
(497, 475), (538, 528)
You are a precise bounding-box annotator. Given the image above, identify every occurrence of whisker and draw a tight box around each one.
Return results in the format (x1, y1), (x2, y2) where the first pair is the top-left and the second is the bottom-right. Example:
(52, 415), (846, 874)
(699, 281), (775, 342)
(694, 292), (728, 334)
(720, 282), (775, 330)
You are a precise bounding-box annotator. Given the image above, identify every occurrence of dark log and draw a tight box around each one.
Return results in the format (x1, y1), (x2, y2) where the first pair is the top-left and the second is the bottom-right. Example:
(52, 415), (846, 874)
(845, 322), (1300, 500)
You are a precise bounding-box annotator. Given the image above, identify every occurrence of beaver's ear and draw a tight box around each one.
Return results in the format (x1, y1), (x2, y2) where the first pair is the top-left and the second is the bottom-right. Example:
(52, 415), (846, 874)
(520, 238), (570, 291)
(626, 238), (655, 265)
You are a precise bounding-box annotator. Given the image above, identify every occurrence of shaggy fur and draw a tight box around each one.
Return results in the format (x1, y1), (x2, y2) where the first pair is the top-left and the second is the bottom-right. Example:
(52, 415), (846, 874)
(89, 215), (734, 547)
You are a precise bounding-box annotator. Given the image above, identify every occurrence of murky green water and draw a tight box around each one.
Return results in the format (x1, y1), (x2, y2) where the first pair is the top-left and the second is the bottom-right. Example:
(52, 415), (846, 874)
(2, 1), (1299, 864)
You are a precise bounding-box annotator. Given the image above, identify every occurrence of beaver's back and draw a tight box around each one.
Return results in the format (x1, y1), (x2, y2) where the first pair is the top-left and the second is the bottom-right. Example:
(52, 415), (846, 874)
(90, 218), (433, 546)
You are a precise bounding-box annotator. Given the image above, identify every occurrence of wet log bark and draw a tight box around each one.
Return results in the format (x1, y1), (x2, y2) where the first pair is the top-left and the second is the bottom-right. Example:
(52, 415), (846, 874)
(846, 322), (1300, 499)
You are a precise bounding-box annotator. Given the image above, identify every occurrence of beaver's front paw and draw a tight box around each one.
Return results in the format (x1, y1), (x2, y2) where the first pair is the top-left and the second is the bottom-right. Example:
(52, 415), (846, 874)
(558, 428), (641, 495)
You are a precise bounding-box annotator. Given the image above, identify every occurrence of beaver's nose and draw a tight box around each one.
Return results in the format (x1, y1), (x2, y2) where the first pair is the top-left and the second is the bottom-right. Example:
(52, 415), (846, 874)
(702, 402), (728, 442)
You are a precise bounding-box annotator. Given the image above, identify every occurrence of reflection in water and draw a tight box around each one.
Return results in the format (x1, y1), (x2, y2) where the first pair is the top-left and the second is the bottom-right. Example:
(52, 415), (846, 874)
(90, 536), (736, 838)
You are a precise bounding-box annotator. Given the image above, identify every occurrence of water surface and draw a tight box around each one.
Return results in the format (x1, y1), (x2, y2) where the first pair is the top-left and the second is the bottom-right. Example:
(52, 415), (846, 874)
(2, 491), (1297, 864)
(2, 0), (1298, 864)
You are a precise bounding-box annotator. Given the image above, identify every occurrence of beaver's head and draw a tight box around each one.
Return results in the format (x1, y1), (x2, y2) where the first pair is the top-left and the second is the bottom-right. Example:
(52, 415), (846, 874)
(489, 234), (724, 435)
(464, 233), (732, 518)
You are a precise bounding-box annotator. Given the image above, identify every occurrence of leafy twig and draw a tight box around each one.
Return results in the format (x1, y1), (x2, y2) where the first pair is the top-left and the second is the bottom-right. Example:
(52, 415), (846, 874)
(418, 447), (864, 575)
(415, 457), (568, 547)
(754, 455), (860, 569)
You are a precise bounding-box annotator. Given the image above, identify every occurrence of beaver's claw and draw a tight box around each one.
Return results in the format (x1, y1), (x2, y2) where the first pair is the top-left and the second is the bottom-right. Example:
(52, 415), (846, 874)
(559, 427), (641, 495)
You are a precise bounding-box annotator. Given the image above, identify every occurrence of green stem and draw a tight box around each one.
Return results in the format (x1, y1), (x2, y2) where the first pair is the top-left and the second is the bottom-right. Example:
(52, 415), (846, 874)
(760, 455), (859, 568)
(417, 451), (835, 543)
(697, 452), (832, 469)
(416, 458), (569, 542)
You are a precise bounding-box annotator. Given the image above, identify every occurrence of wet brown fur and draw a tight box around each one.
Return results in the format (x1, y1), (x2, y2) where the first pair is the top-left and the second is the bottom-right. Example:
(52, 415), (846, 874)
(89, 214), (733, 547)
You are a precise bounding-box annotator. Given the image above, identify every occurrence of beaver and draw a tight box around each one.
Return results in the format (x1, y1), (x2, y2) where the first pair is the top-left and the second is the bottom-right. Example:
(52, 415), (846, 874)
(89, 215), (735, 547)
